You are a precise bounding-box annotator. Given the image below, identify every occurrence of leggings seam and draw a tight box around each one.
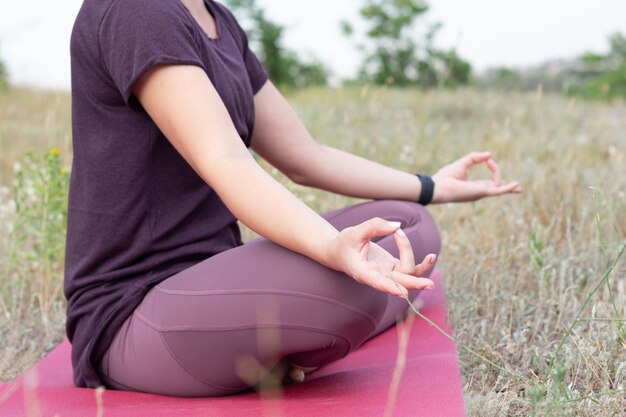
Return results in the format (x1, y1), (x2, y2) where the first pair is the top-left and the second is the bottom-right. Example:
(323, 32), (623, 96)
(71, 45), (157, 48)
(149, 288), (379, 330)
(135, 309), (359, 344)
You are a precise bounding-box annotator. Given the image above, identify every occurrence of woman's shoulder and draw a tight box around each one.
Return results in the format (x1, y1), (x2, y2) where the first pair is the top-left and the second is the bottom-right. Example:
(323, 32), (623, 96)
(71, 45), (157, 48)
(72, 0), (200, 57)
(72, 0), (205, 104)
(108, 0), (190, 16)
(75, 0), (191, 30)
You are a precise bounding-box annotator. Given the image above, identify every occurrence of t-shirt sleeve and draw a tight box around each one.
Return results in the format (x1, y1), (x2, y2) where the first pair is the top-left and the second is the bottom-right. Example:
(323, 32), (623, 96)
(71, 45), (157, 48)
(214, 3), (269, 94)
(98, 0), (206, 104)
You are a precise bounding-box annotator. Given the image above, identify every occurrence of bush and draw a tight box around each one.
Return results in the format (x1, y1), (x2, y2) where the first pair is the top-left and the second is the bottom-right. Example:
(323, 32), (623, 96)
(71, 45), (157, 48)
(1, 148), (70, 316)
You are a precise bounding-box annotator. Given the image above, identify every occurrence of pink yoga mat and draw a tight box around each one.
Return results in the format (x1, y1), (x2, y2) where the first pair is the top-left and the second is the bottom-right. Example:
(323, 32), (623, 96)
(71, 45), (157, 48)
(0, 270), (465, 417)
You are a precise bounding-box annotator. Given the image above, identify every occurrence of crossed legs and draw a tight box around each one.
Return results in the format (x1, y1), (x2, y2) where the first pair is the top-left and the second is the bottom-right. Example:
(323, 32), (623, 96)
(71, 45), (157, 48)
(97, 200), (441, 397)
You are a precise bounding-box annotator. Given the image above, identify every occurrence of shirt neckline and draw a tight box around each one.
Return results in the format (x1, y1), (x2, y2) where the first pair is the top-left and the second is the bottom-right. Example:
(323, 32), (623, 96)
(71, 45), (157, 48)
(203, 0), (221, 42)
(183, 0), (222, 43)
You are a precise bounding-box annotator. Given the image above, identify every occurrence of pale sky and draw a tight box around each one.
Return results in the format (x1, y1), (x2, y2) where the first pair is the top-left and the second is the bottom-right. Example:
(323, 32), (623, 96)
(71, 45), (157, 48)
(1, 0), (625, 90)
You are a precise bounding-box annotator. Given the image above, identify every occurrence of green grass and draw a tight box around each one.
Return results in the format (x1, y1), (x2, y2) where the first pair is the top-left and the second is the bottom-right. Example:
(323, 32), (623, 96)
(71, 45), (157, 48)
(0, 85), (624, 416)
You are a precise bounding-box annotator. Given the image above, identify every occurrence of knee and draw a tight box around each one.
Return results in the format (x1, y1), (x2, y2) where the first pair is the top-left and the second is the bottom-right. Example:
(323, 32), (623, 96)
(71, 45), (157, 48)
(413, 204), (441, 257)
(380, 200), (441, 254)
(342, 199), (442, 257)
(379, 200), (441, 257)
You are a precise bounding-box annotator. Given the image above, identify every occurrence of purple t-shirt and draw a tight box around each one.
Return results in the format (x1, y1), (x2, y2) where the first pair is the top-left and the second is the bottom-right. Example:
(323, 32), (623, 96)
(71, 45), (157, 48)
(65, 0), (268, 388)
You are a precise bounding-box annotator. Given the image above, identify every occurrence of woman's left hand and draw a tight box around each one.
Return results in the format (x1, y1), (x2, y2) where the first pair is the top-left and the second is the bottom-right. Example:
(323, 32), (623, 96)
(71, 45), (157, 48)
(431, 151), (522, 204)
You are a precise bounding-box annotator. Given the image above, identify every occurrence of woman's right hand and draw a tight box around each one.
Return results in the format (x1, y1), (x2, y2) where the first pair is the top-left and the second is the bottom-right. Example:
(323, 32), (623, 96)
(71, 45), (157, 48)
(431, 151), (522, 203)
(325, 218), (436, 298)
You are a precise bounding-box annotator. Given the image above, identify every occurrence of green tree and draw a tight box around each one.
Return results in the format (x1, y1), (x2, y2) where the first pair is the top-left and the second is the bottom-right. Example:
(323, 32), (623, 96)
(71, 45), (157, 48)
(226, 0), (329, 90)
(572, 32), (626, 100)
(343, 0), (471, 88)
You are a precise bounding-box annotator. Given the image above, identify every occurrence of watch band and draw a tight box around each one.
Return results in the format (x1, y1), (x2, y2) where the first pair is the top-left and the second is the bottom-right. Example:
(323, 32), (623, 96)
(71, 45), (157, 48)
(415, 174), (435, 206)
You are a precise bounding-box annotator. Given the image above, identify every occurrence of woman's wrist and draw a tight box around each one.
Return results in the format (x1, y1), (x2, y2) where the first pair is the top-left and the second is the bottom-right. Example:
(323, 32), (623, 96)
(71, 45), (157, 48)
(415, 174), (435, 205)
(312, 226), (342, 270)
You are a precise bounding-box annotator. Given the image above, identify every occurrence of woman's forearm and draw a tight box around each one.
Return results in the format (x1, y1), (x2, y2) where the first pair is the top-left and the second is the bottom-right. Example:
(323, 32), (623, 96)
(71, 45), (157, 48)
(295, 144), (423, 202)
(251, 82), (521, 205)
(250, 82), (422, 202)
(210, 153), (340, 267)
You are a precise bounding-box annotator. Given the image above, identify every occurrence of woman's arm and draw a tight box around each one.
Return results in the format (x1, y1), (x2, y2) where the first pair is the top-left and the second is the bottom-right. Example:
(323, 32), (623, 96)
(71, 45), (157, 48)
(251, 82), (423, 201)
(251, 81), (522, 204)
(133, 64), (434, 297)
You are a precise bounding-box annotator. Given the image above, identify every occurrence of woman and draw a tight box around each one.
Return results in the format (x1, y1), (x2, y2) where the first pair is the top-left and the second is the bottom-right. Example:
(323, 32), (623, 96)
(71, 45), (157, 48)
(65, 0), (521, 397)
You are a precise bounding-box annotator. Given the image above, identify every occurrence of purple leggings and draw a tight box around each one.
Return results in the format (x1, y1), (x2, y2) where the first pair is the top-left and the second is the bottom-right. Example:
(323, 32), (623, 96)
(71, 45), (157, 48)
(97, 200), (441, 397)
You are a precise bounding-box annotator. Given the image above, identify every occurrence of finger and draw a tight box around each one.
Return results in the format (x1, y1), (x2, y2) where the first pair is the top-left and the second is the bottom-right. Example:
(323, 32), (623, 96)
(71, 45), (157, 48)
(348, 217), (401, 242)
(359, 268), (409, 297)
(392, 229), (416, 273)
(389, 270), (434, 291)
(485, 158), (502, 185)
(414, 253), (437, 276)
(488, 181), (522, 196)
(460, 151), (491, 169)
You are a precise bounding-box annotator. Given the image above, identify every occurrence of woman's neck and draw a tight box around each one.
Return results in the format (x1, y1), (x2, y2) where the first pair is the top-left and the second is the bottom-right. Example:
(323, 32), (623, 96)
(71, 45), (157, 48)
(179, 0), (219, 39)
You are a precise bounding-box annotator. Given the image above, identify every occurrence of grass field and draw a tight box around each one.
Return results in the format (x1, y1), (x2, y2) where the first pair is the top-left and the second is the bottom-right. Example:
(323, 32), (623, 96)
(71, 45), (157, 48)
(0, 85), (624, 416)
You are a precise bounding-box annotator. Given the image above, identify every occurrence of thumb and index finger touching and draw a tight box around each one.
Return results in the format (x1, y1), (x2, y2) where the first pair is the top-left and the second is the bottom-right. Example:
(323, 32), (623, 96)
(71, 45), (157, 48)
(460, 151), (523, 194)
(349, 217), (435, 297)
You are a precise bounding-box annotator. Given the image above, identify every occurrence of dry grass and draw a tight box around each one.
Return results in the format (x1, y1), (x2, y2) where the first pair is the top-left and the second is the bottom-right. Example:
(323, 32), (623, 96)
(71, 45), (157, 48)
(0, 85), (624, 415)
(0, 87), (72, 389)
(0, 87), (72, 184)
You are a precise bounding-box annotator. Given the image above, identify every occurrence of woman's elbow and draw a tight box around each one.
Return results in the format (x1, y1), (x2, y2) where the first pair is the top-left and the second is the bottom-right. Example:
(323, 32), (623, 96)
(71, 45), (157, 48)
(286, 167), (314, 187)
(280, 145), (325, 187)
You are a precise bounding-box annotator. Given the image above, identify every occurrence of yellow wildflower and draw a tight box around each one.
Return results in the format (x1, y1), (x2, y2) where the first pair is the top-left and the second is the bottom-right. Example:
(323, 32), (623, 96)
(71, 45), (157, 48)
(50, 148), (61, 156)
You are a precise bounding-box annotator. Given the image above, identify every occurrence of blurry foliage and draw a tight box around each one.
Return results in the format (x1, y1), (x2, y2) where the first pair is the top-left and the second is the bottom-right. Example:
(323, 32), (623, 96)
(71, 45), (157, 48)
(477, 64), (562, 92)
(341, 0), (471, 88)
(570, 32), (626, 101)
(478, 32), (626, 101)
(2, 148), (69, 315)
(480, 67), (525, 91)
(0, 51), (8, 92)
(225, 0), (330, 90)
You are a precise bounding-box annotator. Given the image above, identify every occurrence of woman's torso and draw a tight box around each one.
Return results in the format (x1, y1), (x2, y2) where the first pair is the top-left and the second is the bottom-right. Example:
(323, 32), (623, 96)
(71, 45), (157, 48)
(65, 0), (268, 388)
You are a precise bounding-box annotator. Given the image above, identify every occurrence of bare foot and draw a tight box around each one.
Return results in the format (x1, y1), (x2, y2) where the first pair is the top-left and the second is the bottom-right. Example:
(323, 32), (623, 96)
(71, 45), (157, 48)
(285, 363), (319, 384)
(249, 358), (320, 390)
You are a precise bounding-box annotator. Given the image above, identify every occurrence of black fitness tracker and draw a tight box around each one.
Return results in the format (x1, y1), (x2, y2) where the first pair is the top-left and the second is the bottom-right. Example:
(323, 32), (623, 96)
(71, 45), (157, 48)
(415, 174), (435, 206)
